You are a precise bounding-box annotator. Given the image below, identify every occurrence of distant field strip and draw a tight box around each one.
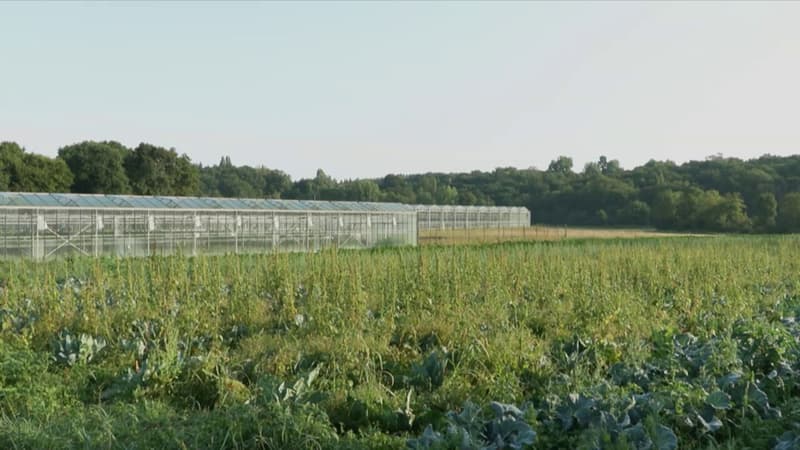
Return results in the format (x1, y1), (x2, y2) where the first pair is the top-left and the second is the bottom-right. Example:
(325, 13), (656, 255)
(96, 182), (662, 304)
(419, 225), (699, 245)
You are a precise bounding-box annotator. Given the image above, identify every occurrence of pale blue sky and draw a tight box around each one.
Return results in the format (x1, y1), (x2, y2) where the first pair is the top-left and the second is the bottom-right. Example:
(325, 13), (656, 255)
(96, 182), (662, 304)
(2, 2), (799, 179)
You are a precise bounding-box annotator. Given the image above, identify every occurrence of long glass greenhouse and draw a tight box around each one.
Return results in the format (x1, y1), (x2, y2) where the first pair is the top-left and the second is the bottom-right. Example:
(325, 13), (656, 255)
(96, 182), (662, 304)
(0, 192), (417, 260)
(414, 205), (530, 230)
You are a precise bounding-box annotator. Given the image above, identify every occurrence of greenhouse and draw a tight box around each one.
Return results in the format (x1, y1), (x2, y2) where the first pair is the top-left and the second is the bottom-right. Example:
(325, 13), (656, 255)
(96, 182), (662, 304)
(0, 192), (417, 260)
(415, 205), (530, 230)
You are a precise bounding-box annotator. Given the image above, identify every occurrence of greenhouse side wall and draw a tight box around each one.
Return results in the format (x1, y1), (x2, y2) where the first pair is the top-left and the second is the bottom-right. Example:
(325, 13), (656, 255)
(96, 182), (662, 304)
(0, 208), (417, 260)
(415, 206), (531, 230)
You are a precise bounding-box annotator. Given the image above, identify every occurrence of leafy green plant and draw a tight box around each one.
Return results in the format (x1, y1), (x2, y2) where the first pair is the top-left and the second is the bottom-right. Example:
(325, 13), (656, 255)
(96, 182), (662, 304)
(51, 329), (107, 366)
(407, 401), (536, 450)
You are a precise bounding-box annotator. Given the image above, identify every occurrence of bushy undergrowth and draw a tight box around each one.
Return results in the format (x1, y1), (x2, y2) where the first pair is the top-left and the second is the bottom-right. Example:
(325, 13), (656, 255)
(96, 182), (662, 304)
(1, 236), (800, 448)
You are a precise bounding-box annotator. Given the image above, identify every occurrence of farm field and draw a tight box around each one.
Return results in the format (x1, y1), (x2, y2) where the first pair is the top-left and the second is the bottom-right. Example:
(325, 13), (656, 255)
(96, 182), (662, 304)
(418, 226), (700, 245)
(2, 236), (800, 449)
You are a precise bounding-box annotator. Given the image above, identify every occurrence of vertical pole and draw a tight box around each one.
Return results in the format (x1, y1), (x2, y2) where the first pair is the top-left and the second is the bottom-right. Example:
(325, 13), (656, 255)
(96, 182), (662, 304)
(305, 213), (310, 252)
(427, 208), (430, 230)
(147, 212), (151, 257)
(452, 209), (456, 243)
(466, 209), (470, 242)
(34, 210), (38, 260)
(193, 212), (198, 256)
(366, 214), (371, 247)
(235, 213), (239, 254)
(482, 211), (486, 243)
(273, 213), (278, 252)
(95, 210), (99, 257)
(523, 213), (527, 241)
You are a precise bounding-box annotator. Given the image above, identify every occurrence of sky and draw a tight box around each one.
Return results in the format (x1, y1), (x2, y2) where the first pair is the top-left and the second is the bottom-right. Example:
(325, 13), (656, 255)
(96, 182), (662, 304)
(2, 2), (800, 180)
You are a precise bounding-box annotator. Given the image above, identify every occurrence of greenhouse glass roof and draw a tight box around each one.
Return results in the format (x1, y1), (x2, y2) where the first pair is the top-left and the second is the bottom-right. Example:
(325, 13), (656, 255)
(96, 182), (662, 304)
(0, 192), (415, 212)
(412, 204), (529, 212)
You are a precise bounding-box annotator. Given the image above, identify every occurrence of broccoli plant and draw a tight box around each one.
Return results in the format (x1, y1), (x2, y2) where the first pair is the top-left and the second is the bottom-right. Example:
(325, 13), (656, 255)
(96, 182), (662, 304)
(51, 329), (107, 366)
(407, 401), (536, 450)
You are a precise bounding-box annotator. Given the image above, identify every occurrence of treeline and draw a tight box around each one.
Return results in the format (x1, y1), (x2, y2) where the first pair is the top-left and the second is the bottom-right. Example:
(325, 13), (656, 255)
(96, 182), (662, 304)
(2, 140), (800, 233)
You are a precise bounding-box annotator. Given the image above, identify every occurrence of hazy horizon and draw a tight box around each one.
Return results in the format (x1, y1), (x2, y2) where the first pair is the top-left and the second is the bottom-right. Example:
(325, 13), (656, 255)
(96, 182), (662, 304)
(3, 2), (800, 179)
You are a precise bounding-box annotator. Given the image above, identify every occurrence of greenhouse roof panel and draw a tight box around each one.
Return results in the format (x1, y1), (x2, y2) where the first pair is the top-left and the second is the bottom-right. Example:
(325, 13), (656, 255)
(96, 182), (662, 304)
(75, 195), (103, 207)
(262, 199), (286, 210)
(111, 196), (133, 208)
(0, 192), (420, 212)
(215, 198), (244, 209)
(328, 202), (349, 211)
(176, 197), (203, 209)
(0, 193), (21, 206)
(30, 194), (53, 206)
(96, 196), (118, 207)
(305, 201), (324, 210)
(377, 203), (404, 211)
(194, 197), (220, 209)
(144, 197), (166, 208)
(0, 193), (528, 214)
(124, 196), (153, 208)
(411, 204), (530, 213)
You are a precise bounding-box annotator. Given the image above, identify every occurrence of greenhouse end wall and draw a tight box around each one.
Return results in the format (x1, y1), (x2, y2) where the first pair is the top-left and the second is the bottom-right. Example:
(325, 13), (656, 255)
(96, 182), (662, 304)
(0, 208), (417, 260)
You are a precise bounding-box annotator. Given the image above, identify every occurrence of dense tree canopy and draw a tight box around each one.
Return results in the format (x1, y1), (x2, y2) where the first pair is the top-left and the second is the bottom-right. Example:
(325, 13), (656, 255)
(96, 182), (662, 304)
(778, 192), (800, 233)
(0, 142), (73, 192)
(124, 143), (199, 196)
(1, 140), (800, 233)
(58, 141), (131, 194)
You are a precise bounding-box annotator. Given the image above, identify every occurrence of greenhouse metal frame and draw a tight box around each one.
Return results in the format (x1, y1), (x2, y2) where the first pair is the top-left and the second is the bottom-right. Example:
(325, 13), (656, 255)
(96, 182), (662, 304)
(0, 192), (417, 260)
(414, 205), (530, 230)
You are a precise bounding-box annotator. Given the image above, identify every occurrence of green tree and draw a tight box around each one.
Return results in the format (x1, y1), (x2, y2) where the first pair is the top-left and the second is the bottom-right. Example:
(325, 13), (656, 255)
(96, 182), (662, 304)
(285, 169), (338, 200)
(0, 142), (73, 192)
(413, 175), (459, 205)
(313, 169), (337, 200)
(341, 179), (381, 202)
(198, 157), (292, 199)
(261, 169), (292, 198)
(595, 209), (608, 225)
(217, 168), (260, 198)
(583, 162), (601, 177)
(547, 156), (573, 174)
(435, 185), (458, 205)
(213, 159), (263, 198)
(752, 192), (777, 231)
(457, 190), (479, 206)
(651, 190), (678, 229)
(598, 156), (622, 176)
(0, 142), (23, 190)
(381, 175), (416, 204)
(705, 193), (751, 232)
(778, 192), (800, 232)
(618, 200), (651, 225)
(675, 188), (706, 229)
(58, 141), (131, 194)
(124, 143), (199, 196)
(21, 153), (74, 192)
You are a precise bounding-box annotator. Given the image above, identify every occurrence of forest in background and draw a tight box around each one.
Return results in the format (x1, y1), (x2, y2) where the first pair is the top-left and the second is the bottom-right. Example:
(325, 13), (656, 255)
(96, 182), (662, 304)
(2, 140), (800, 233)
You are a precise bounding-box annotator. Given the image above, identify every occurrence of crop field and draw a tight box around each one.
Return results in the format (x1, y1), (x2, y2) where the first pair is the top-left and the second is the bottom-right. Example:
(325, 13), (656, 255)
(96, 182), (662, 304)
(418, 226), (699, 245)
(2, 236), (800, 449)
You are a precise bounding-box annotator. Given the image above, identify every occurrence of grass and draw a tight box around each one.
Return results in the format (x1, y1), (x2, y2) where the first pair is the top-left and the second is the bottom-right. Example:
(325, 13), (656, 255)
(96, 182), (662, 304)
(0, 235), (799, 449)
